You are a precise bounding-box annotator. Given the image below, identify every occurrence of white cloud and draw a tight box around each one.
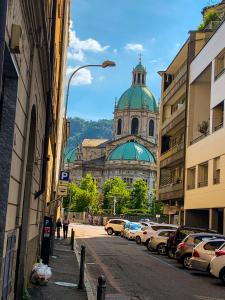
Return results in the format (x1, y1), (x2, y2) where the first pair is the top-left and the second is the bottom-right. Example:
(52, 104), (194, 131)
(66, 65), (93, 86)
(68, 21), (110, 62)
(124, 43), (144, 52)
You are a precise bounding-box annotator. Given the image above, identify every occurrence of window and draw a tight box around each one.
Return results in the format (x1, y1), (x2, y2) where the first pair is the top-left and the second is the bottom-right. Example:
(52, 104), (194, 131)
(149, 119), (154, 136)
(187, 167), (196, 190)
(131, 118), (139, 135)
(198, 162), (208, 188)
(212, 101), (224, 132)
(213, 157), (220, 184)
(204, 241), (224, 251)
(137, 73), (141, 84)
(117, 119), (122, 135)
(215, 48), (225, 79)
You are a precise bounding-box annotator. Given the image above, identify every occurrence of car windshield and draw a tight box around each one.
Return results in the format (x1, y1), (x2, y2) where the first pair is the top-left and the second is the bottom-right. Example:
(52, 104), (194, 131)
(130, 224), (141, 230)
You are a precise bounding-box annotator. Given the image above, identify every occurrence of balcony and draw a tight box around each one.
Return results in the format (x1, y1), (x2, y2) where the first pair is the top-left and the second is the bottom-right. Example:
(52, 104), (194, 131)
(162, 108), (185, 136)
(190, 132), (209, 145)
(163, 71), (187, 105)
(160, 143), (184, 168)
(198, 180), (208, 188)
(159, 182), (184, 201)
(187, 183), (195, 190)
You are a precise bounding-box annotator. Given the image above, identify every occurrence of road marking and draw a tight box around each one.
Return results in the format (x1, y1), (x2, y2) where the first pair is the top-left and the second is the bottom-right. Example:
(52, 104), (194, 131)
(195, 296), (225, 300)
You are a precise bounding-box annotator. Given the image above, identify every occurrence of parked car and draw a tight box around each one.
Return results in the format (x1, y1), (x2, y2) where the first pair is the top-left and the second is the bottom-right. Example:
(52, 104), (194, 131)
(175, 232), (223, 269)
(147, 229), (176, 254)
(166, 226), (218, 259)
(210, 242), (225, 285)
(190, 238), (225, 272)
(139, 224), (178, 246)
(125, 223), (142, 240)
(105, 219), (129, 235)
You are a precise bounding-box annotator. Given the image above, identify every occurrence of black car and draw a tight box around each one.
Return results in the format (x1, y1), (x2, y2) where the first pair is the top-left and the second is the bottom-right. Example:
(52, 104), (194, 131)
(166, 226), (217, 258)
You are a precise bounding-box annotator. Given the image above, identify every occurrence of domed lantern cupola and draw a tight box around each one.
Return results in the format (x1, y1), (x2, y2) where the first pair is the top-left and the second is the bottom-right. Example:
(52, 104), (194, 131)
(132, 56), (147, 86)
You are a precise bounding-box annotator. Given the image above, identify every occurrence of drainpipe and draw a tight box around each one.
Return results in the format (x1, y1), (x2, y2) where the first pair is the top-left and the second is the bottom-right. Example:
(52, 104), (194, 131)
(35, 0), (57, 199)
(0, 0), (7, 98)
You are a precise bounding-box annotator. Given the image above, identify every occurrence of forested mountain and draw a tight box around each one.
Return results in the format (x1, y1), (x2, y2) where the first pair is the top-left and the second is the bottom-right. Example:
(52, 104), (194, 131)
(66, 117), (113, 151)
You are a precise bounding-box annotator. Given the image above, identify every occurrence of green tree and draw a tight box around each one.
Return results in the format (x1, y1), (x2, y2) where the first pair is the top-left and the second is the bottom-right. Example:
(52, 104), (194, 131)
(149, 189), (164, 216)
(198, 8), (220, 30)
(130, 179), (148, 209)
(102, 177), (130, 214)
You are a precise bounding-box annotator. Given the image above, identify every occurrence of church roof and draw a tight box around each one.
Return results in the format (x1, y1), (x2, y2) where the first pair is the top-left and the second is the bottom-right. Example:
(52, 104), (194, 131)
(82, 139), (108, 147)
(117, 85), (157, 112)
(64, 148), (77, 163)
(107, 141), (156, 163)
(116, 61), (158, 112)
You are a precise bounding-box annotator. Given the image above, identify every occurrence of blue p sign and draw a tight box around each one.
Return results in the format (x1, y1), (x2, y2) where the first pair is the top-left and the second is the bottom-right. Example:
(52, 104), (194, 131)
(60, 171), (70, 181)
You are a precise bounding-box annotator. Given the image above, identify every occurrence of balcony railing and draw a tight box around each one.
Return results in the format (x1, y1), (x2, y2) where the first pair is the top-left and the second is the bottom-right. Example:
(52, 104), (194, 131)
(214, 122), (223, 132)
(198, 180), (208, 188)
(160, 142), (184, 161)
(187, 183), (195, 190)
(162, 105), (185, 135)
(190, 132), (209, 145)
(213, 177), (220, 185)
(159, 182), (184, 201)
(163, 71), (187, 105)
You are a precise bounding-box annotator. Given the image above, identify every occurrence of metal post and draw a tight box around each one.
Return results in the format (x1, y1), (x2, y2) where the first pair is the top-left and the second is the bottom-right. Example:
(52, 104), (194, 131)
(70, 228), (74, 250)
(78, 245), (85, 289)
(97, 275), (106, 300)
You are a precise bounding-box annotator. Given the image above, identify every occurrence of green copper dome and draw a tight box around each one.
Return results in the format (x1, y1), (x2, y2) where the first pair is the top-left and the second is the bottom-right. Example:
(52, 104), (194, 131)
(107, 141), (156, 163)
(116, 61), (157, 112)
(64, 148), (77, 163)
(117, 85), (157, 111)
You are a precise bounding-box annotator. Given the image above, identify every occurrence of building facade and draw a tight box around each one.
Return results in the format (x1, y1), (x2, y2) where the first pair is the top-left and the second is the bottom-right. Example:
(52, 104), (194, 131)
(185, 20), (225, 234)
(157, 1), (225, 225)
(0, 1), (70, 299)
(66, 61), (158, 198)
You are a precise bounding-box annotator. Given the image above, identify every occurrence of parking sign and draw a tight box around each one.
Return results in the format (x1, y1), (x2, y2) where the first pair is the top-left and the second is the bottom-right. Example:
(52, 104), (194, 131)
(59, 171), (70, 181)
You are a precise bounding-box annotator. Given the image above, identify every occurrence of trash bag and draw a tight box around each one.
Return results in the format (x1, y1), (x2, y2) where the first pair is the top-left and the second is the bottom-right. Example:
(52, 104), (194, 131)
(31, 263), (52, 285)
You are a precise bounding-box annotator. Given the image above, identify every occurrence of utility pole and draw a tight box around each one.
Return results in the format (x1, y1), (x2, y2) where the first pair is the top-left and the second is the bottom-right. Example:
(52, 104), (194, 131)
(113, 197), (117, 215)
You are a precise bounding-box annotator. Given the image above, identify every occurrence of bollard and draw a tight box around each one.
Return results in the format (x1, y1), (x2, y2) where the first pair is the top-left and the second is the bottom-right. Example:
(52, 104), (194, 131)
(97, 275), (106, 300)
(70, 229), (74, 251)
(78, 245), (86, 289)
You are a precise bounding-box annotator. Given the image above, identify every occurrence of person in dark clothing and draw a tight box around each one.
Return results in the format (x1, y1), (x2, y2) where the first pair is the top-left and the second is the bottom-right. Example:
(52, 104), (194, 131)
(56, 218), (62, 239)
(63, 216), (70, 239)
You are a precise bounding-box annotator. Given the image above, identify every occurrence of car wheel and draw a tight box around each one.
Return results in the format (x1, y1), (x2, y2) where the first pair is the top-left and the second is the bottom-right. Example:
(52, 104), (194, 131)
(136, 236), (141, 244)
(107, 228), (113, 235)
(157, 244), (166, 255)
(168, 249), (175, 259)
(182, 255), (191, 269)
(220, 268), (225, 285)
(147, 241), (153, 251)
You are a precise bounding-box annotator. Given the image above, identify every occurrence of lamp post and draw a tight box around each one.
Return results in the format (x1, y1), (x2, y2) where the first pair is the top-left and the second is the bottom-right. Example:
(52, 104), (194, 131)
(63, 60), (116, 154)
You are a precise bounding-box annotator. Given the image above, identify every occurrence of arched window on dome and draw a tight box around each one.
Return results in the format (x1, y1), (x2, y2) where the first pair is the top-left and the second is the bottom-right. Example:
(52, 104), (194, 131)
(149, 119), (154, 136)
(131, 118), (139, 135)
(117, 119), (122, 135)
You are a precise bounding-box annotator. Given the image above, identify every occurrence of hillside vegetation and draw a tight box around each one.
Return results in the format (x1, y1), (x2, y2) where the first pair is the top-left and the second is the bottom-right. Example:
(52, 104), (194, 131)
(66, 117), (113, 151)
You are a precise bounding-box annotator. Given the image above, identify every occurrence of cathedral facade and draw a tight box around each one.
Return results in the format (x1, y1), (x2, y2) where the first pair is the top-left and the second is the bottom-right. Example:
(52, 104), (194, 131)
(66, 60), (159, 199)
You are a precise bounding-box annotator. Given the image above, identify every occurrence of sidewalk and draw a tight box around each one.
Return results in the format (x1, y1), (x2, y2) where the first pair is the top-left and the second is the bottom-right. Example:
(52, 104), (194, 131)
(29, 237), (87, 300)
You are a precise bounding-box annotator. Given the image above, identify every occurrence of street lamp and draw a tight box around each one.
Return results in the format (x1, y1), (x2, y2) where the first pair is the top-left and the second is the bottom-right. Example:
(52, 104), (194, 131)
(64, 60), (116, 126)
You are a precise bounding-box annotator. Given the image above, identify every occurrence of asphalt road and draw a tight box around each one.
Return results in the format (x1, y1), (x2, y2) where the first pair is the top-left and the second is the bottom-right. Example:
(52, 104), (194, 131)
(73, 224), (225, 300)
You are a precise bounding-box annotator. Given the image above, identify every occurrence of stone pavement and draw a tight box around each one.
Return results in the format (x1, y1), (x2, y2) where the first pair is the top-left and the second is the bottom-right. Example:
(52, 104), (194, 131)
(29, 237), (87, 300)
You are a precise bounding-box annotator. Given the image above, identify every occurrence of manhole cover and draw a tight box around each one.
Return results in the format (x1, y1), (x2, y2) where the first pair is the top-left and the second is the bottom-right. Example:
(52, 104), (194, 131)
(54, 282), (77, 287)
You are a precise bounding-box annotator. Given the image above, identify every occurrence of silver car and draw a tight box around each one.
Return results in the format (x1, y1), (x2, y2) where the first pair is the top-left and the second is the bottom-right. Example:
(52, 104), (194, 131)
(147, 229), (176, 254)
(190, 238), (225, 272)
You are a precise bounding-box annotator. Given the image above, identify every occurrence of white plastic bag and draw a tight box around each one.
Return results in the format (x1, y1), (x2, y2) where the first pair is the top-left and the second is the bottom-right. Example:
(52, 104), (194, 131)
(31, 263), (52, 285)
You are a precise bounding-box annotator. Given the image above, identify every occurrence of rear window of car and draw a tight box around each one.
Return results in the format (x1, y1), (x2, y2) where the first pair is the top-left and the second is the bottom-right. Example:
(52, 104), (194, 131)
(159, 231), (170, 237)
(109, 220), (122, 224)
(204, 240), (225, 251)
(130, 224), (141, 230)
(152, 225), (175, 231)
(194, 235), (223, 244)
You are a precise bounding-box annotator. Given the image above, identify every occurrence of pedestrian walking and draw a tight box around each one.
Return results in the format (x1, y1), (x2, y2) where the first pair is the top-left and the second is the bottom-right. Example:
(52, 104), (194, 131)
(56, 218), (62, 239)
(63, 216), (70, 239)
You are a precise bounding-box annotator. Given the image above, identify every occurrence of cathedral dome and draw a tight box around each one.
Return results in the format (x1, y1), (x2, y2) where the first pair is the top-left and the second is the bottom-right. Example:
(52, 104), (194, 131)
(117, 85), (157, 112)
(64, 148), (77, 163)
(107, 141), (155, 163)
(116, 61), (158, 112)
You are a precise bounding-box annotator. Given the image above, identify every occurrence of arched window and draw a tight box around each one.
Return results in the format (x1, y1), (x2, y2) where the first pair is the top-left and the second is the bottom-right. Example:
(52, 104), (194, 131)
(149, 119), (154, 136)
(117, 119), (122, 135)
(131, 118), (139, 135)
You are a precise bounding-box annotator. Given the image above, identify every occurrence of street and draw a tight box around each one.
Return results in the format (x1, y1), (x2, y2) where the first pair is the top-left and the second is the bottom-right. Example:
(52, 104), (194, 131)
(74, 224), (225, 300)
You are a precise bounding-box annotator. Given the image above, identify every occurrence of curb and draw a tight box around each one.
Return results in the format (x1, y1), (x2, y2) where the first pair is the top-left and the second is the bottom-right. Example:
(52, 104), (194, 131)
(73, 237), (96, 300)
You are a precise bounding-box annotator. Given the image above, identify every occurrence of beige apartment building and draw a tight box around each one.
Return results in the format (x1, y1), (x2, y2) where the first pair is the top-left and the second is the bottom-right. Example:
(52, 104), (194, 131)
(157, 1), (225, 224)
(185, 20), (225, 234)
(0, 1), (70, 299)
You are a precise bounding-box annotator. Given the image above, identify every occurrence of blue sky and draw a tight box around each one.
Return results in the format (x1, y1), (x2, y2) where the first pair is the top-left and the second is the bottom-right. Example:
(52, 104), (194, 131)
(67, 0), (220, 120)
